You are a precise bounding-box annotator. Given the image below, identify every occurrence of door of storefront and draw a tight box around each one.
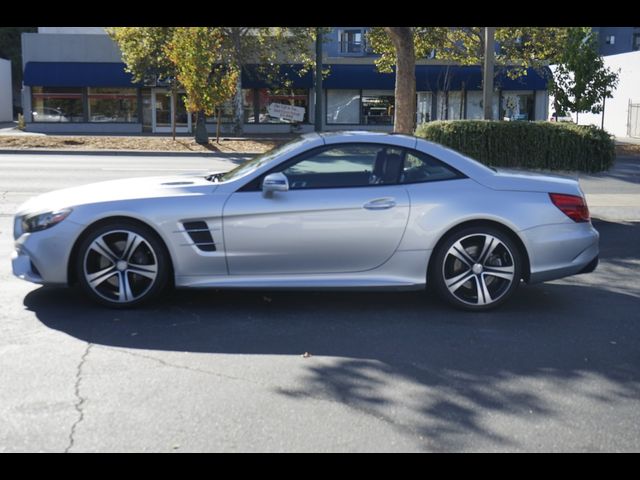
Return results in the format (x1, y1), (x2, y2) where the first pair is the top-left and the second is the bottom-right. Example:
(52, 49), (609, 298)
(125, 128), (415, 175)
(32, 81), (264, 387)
(151, 89), (192, 133)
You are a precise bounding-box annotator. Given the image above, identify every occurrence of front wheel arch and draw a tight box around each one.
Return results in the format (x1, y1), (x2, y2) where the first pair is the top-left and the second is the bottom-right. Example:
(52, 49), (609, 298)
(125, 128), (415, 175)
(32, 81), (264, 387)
(67, 216), (175, 288)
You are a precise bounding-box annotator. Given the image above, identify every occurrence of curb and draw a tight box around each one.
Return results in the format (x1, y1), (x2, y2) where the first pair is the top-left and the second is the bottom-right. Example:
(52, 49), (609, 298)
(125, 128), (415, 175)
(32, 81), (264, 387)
(0, 149), (257, 158)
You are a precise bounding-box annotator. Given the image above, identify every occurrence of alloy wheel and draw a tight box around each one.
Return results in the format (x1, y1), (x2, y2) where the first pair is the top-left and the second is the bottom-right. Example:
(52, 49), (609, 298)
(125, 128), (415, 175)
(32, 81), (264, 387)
(442, 233), (516, 307)
(82, 229), (159, 304)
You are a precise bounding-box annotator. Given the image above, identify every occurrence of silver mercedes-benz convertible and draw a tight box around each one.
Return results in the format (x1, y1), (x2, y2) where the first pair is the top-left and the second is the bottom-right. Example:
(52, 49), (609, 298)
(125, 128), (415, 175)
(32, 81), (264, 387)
(12, 131), (599, 311)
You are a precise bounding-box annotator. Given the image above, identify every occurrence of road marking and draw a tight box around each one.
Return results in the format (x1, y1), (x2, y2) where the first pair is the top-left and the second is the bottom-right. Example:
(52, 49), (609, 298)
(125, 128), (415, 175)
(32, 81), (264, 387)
(101, 168), (210, 172)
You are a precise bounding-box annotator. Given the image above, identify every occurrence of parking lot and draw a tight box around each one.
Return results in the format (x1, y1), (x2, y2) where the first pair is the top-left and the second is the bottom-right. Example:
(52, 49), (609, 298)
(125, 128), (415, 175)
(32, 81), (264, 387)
(1, 152), (639, 452)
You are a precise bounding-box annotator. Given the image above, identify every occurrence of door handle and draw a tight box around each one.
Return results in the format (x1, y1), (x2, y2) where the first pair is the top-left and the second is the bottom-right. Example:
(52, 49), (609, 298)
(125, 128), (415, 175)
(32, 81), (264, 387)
(363, 198), (397, 210)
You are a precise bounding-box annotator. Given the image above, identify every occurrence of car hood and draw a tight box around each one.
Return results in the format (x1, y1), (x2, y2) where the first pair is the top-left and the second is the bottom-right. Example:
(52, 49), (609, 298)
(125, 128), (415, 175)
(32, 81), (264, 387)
(16, 175), (216, 216)
(474, 168), (583, 196)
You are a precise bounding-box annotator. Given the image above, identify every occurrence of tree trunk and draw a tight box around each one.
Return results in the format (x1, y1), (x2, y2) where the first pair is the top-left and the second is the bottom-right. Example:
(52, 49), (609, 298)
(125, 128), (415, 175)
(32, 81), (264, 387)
(483, 27), (495, 120)
(314, 27), (324, 132)
(216, 106), (222, 143)
(171, 82), (177, 141)
(384, 27), (416, 134)
(195, 110), (208, 144)
(231, 27), (244, 137)
(233, 74), (243, 136)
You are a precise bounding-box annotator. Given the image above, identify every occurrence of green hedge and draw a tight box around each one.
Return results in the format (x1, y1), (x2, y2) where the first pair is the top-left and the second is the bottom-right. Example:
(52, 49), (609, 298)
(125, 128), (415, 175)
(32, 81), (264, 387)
(414, 121), (615, 173)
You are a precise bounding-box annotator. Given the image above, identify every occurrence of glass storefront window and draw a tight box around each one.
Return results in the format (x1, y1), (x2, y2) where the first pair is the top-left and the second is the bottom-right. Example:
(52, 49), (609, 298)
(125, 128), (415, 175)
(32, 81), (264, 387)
(417, 92), (432, 125)
(206, 98), (235, 124)
(206, 91), (254, 124)
(464, 91), (500, 120)
(326, 90), (361, 124)
(502, 91), (534, 121)
(447, 92), (463, 120)
(361, 90), (394, 125)
(31, 87), (84, 123)
(465, 91), (483, 120)
(257, 88), (309, 123)
(243, 89), (257, 123)
(436, 92), (446, 120)
(436, 91), (465, 120)
(88, 88), (138, 123)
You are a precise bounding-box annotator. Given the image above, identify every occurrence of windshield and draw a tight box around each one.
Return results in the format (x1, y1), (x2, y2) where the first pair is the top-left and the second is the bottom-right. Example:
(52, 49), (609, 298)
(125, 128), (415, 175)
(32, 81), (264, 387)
(212, 136), (310, 183)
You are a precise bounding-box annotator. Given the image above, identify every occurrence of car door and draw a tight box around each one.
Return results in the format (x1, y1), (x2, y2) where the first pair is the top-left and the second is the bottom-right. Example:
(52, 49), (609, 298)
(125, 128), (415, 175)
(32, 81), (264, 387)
(222, 143), (411, 275)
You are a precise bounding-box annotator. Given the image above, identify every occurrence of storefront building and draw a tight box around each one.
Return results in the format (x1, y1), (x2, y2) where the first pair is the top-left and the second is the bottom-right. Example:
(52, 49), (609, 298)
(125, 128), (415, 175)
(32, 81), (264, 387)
(22, 28), (550, 134)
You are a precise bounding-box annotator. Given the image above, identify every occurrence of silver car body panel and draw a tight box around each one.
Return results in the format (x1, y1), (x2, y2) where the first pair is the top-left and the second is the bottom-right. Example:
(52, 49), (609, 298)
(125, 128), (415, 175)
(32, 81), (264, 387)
(12, 131), (599, 291)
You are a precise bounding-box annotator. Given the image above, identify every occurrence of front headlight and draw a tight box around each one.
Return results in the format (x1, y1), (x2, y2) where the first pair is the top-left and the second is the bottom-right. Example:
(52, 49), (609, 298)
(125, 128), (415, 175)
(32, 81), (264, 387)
(21, 208), (73, 233)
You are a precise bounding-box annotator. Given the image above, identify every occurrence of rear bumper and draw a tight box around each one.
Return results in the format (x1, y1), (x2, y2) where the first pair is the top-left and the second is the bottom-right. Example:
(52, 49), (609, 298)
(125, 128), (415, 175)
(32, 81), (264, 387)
(577, 255), (599, 275)
(523, 221), (599, 284)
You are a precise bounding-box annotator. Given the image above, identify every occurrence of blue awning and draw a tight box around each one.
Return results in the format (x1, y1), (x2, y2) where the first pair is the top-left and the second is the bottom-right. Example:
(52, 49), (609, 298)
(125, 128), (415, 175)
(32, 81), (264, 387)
(323, 64), (549, 91)
(241, 64), (313, 89)
(24, 61), (550, 92)
(323, 64), (396, 90)
(24, 62), (138, 87)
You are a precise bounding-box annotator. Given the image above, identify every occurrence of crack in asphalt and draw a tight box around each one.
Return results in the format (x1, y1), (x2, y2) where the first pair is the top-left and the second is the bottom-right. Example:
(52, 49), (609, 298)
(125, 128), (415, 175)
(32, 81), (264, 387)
(65, 343), (92, 453)
(111, 347), (258, 385)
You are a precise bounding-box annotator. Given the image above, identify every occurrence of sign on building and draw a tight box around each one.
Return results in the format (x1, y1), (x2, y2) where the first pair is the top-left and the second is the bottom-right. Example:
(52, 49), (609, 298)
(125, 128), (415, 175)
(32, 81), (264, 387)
(267, 103), (305, 123)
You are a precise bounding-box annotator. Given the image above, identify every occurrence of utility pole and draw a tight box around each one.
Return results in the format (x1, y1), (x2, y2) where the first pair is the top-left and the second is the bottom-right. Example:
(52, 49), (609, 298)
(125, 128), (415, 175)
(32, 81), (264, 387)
(314, 27), (323, 132)
(483, 27), (495, 120)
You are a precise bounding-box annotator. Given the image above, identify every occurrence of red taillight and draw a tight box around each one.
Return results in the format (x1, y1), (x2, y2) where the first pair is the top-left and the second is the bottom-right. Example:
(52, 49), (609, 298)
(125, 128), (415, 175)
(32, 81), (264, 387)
(549, 193), (590, 222)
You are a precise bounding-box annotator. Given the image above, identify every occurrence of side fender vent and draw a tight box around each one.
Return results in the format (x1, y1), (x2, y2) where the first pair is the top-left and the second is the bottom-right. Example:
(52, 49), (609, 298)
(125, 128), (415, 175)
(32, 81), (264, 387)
(182, 221), (216, 252)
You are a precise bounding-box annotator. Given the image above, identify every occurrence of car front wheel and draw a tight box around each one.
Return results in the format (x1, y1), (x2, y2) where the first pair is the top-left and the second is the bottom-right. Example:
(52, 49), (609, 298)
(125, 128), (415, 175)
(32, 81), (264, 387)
(76, 221), (170, 308)
(431, 226), (523, 311)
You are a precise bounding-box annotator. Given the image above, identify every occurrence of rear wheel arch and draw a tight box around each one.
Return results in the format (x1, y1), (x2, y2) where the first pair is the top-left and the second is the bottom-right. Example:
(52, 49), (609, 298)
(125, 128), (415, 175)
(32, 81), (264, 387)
(427, 219), (531, 284)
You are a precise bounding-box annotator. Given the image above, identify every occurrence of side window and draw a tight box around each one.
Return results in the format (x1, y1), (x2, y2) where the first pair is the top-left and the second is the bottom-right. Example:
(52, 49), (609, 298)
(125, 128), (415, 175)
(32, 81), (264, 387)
(400, 150), (462, 184)
(278, 144), (404, 190)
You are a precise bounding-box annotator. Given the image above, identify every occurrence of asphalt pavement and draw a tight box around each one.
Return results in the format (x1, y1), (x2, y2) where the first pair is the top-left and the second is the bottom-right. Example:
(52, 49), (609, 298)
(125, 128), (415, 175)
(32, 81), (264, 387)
(0, 152), (639, 452)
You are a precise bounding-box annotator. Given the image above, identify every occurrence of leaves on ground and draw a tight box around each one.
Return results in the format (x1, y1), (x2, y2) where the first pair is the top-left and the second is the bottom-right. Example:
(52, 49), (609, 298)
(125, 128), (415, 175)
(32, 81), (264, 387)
(0, 135), (284, 154)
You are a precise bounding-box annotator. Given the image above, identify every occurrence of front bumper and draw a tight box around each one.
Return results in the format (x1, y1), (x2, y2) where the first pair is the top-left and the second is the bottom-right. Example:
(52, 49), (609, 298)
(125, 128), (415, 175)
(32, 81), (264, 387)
(11, 247), (44, 284)
(11, 219), (85, 286)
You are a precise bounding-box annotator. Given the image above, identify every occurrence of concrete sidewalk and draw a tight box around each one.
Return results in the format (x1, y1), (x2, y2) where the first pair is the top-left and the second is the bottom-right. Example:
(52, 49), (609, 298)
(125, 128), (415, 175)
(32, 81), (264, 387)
(576, 156), (640, 221)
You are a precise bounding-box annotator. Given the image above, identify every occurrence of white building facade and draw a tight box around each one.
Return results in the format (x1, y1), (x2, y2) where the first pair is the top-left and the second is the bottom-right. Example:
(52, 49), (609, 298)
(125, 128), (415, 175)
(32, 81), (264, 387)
(549, 51), (640, 138)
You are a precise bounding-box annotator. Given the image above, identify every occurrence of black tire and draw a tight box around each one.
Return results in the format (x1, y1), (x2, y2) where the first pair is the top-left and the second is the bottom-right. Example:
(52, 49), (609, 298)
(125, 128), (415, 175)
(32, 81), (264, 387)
(430, 226), (523, 311)
(75, 220), (170, 308)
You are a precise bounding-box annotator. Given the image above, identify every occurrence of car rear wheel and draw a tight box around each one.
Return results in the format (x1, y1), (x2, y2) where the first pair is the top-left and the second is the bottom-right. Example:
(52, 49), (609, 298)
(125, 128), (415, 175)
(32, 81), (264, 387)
(431, 226), (523, 311)
(76, 221), (169, 308)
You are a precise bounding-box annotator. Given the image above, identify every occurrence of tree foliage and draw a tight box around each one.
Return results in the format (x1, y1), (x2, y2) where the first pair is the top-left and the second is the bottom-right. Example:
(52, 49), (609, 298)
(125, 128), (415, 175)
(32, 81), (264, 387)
(368, 27), (568, 77)
(106, 27), (176, 83)
(109, 27), (321, 136)
(548, 27), (619, 121)
(214, 27), (322, 134)
(165, 27), (238, 117)
(368, 27), (570, 131)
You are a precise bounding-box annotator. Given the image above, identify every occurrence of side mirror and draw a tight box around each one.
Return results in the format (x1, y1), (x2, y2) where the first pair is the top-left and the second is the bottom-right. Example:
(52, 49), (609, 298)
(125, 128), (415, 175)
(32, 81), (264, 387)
(262, 172), (289, 197)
